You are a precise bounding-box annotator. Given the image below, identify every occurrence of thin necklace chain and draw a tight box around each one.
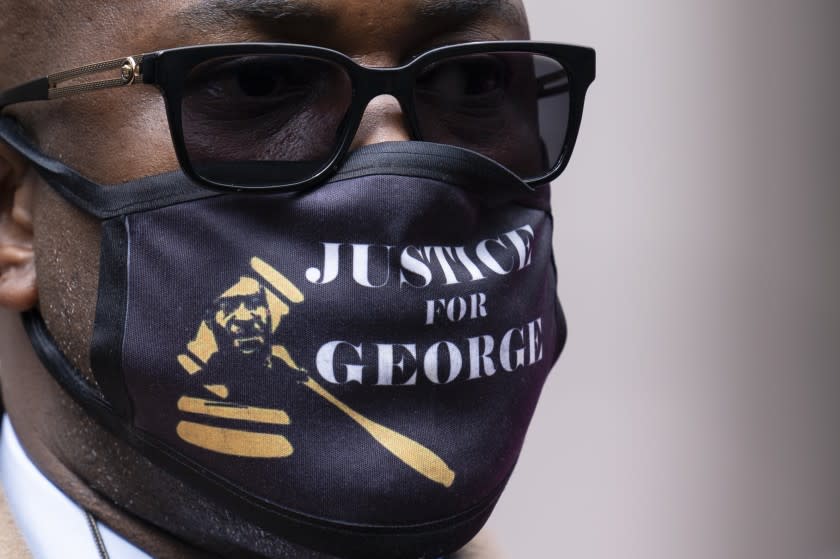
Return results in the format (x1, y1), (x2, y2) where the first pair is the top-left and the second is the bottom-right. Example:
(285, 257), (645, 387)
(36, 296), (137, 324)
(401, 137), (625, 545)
(85, 510), (111, 559)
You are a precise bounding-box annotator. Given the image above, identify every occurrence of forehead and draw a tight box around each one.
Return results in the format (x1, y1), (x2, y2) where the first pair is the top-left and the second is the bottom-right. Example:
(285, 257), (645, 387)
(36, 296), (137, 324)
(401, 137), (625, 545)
(173, 0), (526, 29)
(112, 0), (527, 59)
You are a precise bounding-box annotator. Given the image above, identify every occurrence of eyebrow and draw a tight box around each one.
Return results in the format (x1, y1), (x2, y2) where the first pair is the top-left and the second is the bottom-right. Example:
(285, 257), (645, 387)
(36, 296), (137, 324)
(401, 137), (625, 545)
(177, 0), (335, 29)
(416, 0), (525, 27)
(177, 0), (525, 33)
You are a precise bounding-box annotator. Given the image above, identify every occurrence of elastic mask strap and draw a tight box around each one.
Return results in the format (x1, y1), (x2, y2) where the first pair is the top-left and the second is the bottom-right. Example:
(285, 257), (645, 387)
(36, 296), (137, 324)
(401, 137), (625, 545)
(0, 116), (551, 216)
(22, 310), (120, 422)
(0, 117), (217, 219)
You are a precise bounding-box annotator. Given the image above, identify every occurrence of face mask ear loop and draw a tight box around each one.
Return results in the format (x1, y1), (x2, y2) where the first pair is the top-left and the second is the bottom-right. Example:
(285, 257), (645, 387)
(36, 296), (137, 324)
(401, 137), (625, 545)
(21, 310), (121, 421)
(0, 116), (218, 220)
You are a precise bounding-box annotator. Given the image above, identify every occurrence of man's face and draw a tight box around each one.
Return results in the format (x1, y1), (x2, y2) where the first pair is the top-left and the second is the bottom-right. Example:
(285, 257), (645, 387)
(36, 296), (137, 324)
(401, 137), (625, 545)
(214, 292), (271, 355)
(0, 0), (530, 556)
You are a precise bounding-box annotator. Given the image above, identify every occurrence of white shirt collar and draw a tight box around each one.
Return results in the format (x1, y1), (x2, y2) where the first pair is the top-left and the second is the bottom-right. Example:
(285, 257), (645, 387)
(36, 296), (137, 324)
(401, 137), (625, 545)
(0, 414), (152, 559)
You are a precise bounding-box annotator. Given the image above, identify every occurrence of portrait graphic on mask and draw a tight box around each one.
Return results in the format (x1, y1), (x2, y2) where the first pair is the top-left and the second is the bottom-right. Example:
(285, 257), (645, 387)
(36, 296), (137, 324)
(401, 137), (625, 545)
(175, 257), (455, 487)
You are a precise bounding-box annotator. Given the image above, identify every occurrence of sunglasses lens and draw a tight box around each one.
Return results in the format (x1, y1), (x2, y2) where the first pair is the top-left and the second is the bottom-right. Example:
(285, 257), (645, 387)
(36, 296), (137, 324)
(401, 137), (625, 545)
(413, 52), (570, 181)
(178, 49), (572, 188)
(181, 54), (353, 188)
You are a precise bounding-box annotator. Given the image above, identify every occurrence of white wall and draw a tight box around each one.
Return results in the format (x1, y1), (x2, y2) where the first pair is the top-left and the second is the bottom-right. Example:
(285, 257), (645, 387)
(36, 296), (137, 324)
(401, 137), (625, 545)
(487, 1), (840, 558)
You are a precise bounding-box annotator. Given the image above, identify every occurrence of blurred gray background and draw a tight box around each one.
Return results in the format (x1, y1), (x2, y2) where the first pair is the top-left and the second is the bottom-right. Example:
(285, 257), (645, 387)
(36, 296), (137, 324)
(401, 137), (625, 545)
(486, 1), (840, 558)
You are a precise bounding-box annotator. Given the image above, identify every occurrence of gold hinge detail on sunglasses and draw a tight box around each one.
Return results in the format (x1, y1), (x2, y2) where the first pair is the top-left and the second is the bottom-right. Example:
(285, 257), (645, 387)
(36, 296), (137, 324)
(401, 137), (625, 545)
(47, 55), (144, 99)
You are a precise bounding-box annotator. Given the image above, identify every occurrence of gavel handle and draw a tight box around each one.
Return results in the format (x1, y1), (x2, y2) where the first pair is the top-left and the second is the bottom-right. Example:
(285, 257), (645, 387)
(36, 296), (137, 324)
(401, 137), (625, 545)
(302, 377), (455, 488)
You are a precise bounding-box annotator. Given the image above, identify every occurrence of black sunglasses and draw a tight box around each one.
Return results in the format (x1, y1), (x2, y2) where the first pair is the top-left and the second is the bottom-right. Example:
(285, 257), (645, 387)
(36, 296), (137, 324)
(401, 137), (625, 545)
(0, 41), (595, 191)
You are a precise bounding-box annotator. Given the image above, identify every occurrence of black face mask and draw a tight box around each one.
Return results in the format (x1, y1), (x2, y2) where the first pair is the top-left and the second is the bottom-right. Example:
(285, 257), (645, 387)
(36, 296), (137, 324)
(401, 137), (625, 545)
(1, 118), (566, 559)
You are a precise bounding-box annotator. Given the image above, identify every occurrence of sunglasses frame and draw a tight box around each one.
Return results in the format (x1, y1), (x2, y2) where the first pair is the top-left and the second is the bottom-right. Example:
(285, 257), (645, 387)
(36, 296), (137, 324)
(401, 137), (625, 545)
(0, 41), (595, 192)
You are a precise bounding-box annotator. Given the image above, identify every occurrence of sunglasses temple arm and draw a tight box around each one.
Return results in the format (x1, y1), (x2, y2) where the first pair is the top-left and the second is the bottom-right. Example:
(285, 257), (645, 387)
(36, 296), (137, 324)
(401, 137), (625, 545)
(0, 77), (50, 109)
(0, 54), (146, 110)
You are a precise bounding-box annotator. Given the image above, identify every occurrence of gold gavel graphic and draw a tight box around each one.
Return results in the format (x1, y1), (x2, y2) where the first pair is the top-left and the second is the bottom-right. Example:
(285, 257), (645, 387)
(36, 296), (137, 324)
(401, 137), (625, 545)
(177, 376), (455, 489)
(176, 257), (455, 488)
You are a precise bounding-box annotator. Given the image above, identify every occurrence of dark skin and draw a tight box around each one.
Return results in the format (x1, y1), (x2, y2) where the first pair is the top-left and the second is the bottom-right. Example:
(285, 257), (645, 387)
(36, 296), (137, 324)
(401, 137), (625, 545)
(0, 0), (528, 557)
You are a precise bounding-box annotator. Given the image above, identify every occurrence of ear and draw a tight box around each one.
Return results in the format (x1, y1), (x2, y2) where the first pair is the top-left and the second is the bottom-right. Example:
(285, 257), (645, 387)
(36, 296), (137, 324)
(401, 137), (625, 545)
(0, 140), (37, 311)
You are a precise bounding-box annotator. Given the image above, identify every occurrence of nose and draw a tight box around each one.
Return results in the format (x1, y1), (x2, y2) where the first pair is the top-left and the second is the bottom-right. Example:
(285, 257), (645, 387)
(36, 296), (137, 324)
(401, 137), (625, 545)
(350, 94), (411, 149)
(231, 303), (253, 321)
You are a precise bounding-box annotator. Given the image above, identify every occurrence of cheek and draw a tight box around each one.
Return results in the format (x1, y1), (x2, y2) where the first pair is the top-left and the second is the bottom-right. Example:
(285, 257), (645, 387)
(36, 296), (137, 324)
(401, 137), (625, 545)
(254, 307), (268, 323)
(32, 183), (101, 378)
(21, 87), (180, 184)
